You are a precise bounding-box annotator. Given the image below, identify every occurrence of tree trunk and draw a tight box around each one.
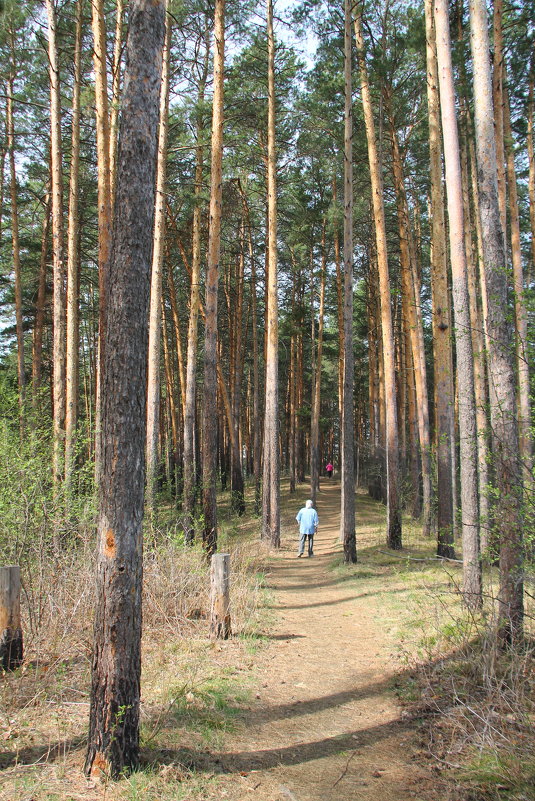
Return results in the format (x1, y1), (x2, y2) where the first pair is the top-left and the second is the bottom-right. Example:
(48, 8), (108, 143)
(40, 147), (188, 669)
(183, 29), (210, 541)
(85, 0), (165, 777)
(388, 110), (432, 536)
(528, 62), (535, 278)
(492, 0), (507, 240)
(340, 0), (356, 562)
(469, 0), (523, 641)
(426, 0), (456, 555)
(32, 192), (51, 401)
(46, 0), (66, 486)
(354, 8), (401, 549)
(262, 0), (280, 547)
(202, 0), (225, 556)
(146, 7), (172, 514)
(504, 81), (532, 485)
(109, 0), (125, 207)
(310, 222), (326, 507)
(434, 0), (481, 604)
(92, 0), (113, 487)
(6, 70), (25, 435)
(65, 0), (83, 491)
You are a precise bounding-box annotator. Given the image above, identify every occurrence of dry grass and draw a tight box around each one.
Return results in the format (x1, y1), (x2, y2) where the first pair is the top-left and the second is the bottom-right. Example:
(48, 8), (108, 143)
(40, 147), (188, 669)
(0, 501), (269, 800)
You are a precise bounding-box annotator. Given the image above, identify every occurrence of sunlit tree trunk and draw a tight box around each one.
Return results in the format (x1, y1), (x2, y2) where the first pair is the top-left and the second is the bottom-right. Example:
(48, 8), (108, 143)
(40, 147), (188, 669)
(183, 29), (210, 541)
(202, 0), (225, 555)
(504, 82), (532, 485)
(32, 192), (51, 401)
(469, 0), (523, 641)
(65, 0), (83, 491)
(46, 0), (66, 486)
(310, 222), (326, 507)
(340, 0), (356, 561)
(354, 7), (401, 549)
(262, 0), (280, 547)
(528, 61), (535, 277)
(492, 0), (506, 240)
(146, 5), (171, 514)
(109, 0), (125, 206)
(434, 0), (481, 604)
(426, 0), (455, 555)
(388, 111), (432, 536)
(85, 0), (165, 777)
(6, 68), (24, 435)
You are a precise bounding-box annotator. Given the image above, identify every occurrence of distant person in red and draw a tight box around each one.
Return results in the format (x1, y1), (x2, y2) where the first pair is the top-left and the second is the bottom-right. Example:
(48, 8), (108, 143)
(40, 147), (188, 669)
(325, 461), (334, 479)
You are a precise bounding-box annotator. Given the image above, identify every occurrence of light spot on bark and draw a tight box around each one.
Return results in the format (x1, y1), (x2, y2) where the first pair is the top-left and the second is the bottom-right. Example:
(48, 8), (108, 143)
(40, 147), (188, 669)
(90, 751), (110, 778)
(103, 529), (116, 559)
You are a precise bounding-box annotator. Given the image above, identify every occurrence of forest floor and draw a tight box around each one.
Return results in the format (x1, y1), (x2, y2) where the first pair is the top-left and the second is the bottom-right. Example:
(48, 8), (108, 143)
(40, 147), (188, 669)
(195, 480), (445, 801)
(3, 479), (519, 801)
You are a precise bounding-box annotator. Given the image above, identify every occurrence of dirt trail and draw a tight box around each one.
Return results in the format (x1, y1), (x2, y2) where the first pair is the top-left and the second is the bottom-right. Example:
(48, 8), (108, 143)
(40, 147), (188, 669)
(217, 481), (437, 801)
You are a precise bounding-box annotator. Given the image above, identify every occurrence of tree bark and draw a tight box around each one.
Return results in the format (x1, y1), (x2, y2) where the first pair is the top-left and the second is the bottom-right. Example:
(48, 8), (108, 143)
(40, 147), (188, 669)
(340, 0), (356, 562)
(434, 0), (481, 604)
(6, 69), (25, 435)
(310, 222), (326, 507)
(202, 0), (225, 556)
(262, 0), (280, 548)
(146, 6), (172, 514)
(469, 0), (523, 641)
(46, 0), (66, 486)
(85, 0), (165, 777)
(354, 8), (401, 549)
(503, 81), (532, 486)
(183, 29), (211, 541)
(65, 0), (83, 491)
(388, 110), (432, 536)
(92, 0), (113, 487)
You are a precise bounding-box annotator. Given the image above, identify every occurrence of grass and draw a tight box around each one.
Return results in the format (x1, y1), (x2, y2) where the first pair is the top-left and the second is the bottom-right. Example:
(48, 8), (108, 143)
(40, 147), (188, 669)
(1, 479), (533, 801)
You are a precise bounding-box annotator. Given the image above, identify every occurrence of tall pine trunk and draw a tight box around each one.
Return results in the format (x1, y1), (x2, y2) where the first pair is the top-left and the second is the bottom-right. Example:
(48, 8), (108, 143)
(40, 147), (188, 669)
(340, 0), (356, 562)
(262, 0), (280, 547)
(85, 0), (165, 777)
(202, 0), (225, 555)
(46, 0), (66, 486)
(469, 0), (523, 641)
(434, 0), (481, 604)
(146, 6), (172, 514)
(354, 8), (401, 549)
(65, 0), (83, 491)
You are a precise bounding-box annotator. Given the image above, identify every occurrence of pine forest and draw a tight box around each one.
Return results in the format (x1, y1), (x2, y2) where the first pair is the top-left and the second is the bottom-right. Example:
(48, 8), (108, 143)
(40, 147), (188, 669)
(0, 0), (534, 799)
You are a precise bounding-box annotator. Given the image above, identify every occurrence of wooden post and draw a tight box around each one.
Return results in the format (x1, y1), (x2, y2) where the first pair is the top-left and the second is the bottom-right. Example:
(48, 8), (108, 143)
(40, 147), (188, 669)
(0, 566), (23, 671)
(210, 553), (231, 639)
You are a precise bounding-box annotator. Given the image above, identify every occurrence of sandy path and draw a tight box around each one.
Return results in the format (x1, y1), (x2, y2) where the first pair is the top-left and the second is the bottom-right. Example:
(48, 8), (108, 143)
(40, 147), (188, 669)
(215, 482), (438, 801)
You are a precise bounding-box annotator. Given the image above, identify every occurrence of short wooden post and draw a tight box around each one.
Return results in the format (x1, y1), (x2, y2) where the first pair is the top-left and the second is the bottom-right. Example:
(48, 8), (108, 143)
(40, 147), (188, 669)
(210, 553), (231, 639)
(0, 566), (23, 671)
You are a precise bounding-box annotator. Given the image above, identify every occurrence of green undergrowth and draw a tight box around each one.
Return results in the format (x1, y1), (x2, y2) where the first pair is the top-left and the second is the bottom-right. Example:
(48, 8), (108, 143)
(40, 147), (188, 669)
(326, 493), (534, 801)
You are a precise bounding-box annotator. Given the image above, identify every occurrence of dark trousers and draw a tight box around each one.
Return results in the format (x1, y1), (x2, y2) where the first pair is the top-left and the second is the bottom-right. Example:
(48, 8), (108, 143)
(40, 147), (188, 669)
(298, 532), (314, 556)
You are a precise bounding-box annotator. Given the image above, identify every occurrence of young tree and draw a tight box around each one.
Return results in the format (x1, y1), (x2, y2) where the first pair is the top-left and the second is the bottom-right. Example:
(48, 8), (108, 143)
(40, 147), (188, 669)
(85, 0), (165, 776)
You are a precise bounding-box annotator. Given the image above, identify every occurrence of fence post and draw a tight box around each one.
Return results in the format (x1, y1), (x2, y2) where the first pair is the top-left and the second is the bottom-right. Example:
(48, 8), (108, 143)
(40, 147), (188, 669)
(210, 553), (231, 639)
(0, 565), (23, 670)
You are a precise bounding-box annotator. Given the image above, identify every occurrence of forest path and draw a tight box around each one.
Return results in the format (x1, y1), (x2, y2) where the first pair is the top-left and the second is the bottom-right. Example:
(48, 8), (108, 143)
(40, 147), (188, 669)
(215, 481), (438, 801)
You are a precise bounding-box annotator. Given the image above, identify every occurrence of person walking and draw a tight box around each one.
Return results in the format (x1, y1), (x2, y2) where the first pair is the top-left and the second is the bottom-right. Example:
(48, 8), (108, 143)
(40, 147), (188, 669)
(325, 461), (334, 479)
(296, 499), (319, 557)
